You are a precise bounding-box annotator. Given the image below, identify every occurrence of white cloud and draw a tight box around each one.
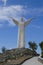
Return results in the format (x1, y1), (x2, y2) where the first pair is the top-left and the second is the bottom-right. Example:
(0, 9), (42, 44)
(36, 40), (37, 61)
(0, 5), (24, 27)
(0, 5), (24, 18)
(23, 8), (43, 16)
(0, 5), (43, 27)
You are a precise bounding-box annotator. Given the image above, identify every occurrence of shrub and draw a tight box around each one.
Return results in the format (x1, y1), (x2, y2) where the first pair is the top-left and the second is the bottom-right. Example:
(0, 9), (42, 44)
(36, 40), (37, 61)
(2, 47), (6, 53)
(39, 41), (43, 58)
(41, 52), (43, 58)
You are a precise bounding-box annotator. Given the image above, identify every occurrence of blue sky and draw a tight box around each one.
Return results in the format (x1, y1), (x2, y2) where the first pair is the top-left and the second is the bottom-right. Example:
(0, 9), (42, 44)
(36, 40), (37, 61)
(0, 0), (43, 53)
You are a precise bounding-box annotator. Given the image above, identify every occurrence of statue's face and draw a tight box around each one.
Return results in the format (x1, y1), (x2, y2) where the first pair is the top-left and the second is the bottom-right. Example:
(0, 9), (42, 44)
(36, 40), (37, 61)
(20, 17), (23, 22)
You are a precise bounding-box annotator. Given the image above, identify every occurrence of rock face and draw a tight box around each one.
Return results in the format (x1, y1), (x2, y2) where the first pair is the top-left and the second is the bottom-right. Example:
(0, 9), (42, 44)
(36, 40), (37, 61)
(22, 57), (43, 65)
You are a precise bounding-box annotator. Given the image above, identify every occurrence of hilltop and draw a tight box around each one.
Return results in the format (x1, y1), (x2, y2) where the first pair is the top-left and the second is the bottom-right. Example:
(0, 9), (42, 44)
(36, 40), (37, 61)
(0, 48), (39, 65)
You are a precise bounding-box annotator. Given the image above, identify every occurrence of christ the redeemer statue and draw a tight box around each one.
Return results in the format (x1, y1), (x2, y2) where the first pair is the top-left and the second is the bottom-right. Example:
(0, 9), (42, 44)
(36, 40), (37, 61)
(10, 17), (33, 48)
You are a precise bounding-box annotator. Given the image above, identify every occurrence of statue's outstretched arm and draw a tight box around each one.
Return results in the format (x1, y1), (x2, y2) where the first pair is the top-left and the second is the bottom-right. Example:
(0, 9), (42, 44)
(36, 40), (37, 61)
(12, 18), (19, 25)
(24, 18), (33, 26)
(8, 17), (19, 25)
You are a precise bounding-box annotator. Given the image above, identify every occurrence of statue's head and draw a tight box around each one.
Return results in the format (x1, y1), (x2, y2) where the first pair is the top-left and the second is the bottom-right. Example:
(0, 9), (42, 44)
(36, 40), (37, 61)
(20, 17), (23, 22)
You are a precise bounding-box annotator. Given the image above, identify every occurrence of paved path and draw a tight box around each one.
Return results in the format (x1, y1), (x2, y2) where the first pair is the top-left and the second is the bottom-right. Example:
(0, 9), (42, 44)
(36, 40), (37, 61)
(22, 57), (43, 65)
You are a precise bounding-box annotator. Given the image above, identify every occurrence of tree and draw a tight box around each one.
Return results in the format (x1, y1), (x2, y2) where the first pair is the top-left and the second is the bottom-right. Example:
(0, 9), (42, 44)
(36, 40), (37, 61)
(28, 41), (37, 56)
(2, 46), (6, 53)
(39, 41), (43, 58)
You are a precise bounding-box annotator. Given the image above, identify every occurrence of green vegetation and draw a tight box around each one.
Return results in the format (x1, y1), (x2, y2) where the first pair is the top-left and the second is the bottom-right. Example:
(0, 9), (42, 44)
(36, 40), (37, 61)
(28, 41), (37, 56)
(2, 47), (6, 53)
(39, 41), (43, 58)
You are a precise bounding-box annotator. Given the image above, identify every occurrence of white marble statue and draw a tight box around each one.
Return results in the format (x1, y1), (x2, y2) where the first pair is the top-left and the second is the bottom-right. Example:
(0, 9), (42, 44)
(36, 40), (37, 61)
(10, 17), (33, 48)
